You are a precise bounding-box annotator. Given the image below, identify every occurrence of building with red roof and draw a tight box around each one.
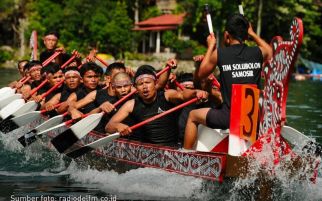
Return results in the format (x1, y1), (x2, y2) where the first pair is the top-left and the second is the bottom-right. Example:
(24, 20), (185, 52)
(133, 13), (185, 53)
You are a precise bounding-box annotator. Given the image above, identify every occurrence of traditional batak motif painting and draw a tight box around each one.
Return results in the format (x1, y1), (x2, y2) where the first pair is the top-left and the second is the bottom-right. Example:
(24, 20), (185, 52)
(85, 134), (226, 181)
(259, 18), (303, 138)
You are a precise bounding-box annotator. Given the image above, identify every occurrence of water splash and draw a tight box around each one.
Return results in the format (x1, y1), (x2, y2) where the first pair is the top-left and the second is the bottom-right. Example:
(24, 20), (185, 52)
(68, 165), (210, 200)
(228, 138), (322, 201)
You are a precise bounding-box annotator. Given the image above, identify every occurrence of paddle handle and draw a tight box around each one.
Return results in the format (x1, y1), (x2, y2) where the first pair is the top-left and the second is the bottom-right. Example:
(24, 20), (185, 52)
(29, 80), (48, 97)
(204, 4), (213, 34)
(20, 76), (31, 85)
(95, 56), (109, 67)
(18, 76), (28, 83)
(42, 51), (61, 67)
(238, 0), (244, 15)
(61, 54), (76, 69)
(64, 113), (89, 126)
(40, 102), (63, 114)
(174, 80), (185, 90)
(130, 98), (198, 131)
(14, 76), (31, 89)
(40, 79), (64, 99)
(156, 66), (171, 77)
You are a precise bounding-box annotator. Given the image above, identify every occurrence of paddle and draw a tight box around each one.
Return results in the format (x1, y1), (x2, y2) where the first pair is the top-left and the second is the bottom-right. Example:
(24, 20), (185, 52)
(238, 0), (244, 15)
(66, 98), (198, 158)
(17, 111), (69, 147)
(174, 80), (185, 90)
(51, 66), (171, 153)
(0, 76), (31, 101)
(0, 52), (77, 121)
(0, 79), (47, 120)
(0, 102), (63, 133)
(0, 78), (64, 125)
(203, 4), (221, 90)
(204, 4), (213, 34)
(0, 99), (26, 121)
(0, 51), (61, 99)
(0, 94), (23, 109)
(281, 126), (322, 158)
(95, 56), (109, 67)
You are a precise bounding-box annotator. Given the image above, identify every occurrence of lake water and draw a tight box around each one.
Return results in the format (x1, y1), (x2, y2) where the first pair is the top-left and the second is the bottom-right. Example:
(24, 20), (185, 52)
(0, 68), (321, 201)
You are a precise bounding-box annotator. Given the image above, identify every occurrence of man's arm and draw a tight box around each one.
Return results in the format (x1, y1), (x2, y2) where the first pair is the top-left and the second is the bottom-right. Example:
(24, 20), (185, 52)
(165, 89), (208, 104)
(156, 58), (177, 90)
(248, 23), (273, 61)
(73, 90), (97, 109)
(42, 93), (61, 110)
(106, 99), (134, 135)
(198, 33), (218, 79)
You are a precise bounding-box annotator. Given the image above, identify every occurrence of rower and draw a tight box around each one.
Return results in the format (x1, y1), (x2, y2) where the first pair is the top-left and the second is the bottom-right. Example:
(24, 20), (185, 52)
(67, 62), (103, 120)
(19, 60), (43, 99)
(43, 67), (81, 114)
(183, 14), (273, 150)
(40, 31), (81, 66)
(31, 63), (65, 107)
(8, 60), (29, 88)
(101, 72), (141, 140)
(106, 65), (208, 147)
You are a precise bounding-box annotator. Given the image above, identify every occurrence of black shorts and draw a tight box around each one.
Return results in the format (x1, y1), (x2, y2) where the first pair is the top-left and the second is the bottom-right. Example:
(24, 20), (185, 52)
(206, 105), (230, 129)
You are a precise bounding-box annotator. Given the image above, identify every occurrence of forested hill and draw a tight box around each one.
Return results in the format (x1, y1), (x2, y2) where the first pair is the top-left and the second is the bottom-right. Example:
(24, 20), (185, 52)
(0, 0), (321, 63)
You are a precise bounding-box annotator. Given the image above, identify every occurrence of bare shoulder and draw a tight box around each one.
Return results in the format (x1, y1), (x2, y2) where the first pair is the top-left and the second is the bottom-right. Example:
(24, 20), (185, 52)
(122, 99), (135, 112)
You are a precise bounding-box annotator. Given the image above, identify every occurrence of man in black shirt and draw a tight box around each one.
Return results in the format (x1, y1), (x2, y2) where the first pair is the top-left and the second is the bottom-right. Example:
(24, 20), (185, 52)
(40, 31), (80, 66)
(184, 14), (273, 149)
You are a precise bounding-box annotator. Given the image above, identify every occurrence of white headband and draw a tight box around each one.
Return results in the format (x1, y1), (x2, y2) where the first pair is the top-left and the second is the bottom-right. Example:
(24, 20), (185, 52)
(29, 66), (42, 72)
(112, 80), (132, 87)
(181, 81), (194, 86)
(65, 70), (80, 77)
(135, 74), (156, 83)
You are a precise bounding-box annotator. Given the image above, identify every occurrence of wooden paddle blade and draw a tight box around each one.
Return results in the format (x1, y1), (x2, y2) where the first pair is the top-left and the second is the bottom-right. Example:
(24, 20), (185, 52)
(33, 114), (64, 134)
(17, 129), (38, 147)
(51, 113), (104, 153)
(0, 94), (22, 109)
(65, 146), (93, 159)
(65, 133), (120, 158)
(0, 116), (19, 133)
(281, 126), (322, 157)
(51, 128), (79, 153)
(0, 99), (25, 120)
(12, 101), (39, 117)
(5, 111), (42, 129)
(0, 87), (15, 98)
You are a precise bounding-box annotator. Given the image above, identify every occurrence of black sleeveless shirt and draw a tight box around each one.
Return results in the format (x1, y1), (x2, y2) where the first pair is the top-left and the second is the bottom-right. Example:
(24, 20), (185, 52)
(217, 44), (263, 108)
(75, 86), (97, 114)
(92, 89), (118, 133)
(131, 91), (178, 145)
(59, 86), (75, 102)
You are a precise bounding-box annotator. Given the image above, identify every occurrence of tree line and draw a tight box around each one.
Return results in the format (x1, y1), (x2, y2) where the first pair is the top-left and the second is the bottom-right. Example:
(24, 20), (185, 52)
(0, 0), (321, 62)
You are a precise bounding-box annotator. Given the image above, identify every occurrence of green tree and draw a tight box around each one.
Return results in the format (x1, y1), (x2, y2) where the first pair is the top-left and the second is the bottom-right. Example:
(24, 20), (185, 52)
(105, 1), (134, 58)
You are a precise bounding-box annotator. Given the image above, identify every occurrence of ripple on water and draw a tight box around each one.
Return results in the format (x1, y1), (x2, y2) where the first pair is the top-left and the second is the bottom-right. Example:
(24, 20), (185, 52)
(69, 166), (209, 200)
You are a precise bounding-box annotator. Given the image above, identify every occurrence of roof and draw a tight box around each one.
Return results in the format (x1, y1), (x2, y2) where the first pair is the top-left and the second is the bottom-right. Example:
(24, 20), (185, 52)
(133, 13), (185, 31)
(136, 13), (185, 26)
(133, 25), (177, 31)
